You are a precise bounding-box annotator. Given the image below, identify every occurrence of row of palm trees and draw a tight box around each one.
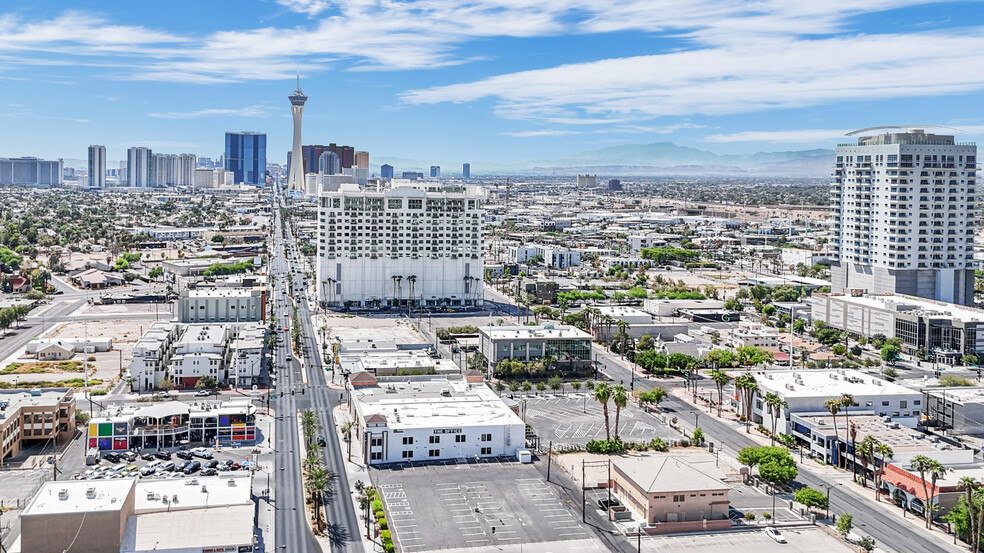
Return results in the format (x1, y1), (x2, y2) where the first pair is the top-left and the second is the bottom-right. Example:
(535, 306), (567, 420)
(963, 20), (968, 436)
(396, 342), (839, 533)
(591, 382), (629, 442)
(301, 410), (334, 533)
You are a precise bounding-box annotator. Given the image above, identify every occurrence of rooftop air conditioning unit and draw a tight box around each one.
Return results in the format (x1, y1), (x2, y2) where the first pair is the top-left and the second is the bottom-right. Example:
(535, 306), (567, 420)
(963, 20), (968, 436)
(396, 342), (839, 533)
(58, 489), (69, 500)
(86, 488), (96, 499)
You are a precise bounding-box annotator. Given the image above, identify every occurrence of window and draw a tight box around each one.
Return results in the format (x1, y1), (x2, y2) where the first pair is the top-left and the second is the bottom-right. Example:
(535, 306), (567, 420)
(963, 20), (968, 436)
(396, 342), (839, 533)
(370, 438), (383, 447)
(914, 400), (921, 406)
(402, 437), (414, 445)
(455, 435), (466, 443)
(882, 401), (890, 406)
(401, 450), (414, 459)
(429, 449), (440, 457)
(673, 495), (685, 502)
(900, 400), (908, 409)
(480, 447), (492, 455)
(370, 452), (382, 461)
(429, 435), (440, 444)
(481, 433), (492, 442)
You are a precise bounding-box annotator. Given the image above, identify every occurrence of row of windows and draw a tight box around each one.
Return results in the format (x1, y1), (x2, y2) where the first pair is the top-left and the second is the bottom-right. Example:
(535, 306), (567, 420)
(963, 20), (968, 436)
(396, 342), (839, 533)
(400, 447), (493, 459)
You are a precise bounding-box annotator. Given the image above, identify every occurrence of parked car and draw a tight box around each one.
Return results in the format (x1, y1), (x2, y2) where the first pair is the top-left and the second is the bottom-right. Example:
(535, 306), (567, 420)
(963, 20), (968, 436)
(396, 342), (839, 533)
(161, 461), (176, 471)
(765, 527), (787, 544)
(200, 468), (218, 476)
(140, 462), (162, 476)
(154, 450), (172, 460)
(140, 452), (155, 461)
(121, 451), (138, 462)
(182, 461), (201, 474)
(195, 390), (210, 397)
(176, 450), (194, 460)
(204, 460), (219, 469)
(192, 448), (213, 459)
(176, 460), (191, 472)
(103, 452), (121, 463)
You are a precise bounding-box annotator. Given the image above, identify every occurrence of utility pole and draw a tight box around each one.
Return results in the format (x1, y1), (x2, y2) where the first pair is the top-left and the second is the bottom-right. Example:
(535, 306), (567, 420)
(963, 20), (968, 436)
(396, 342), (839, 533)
(546, 441), (552, 482)
(581, 459), (586, 523)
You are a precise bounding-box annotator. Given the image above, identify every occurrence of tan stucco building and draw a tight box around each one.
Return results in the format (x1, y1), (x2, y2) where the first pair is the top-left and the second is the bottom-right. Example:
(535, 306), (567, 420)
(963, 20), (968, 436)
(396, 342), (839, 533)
(612, 454), (730, 525)
(0, 388), (75, 462)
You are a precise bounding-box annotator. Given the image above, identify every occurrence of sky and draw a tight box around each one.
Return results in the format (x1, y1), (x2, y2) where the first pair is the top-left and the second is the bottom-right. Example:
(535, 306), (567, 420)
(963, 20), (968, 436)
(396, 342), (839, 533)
(0, 0), (983, 169)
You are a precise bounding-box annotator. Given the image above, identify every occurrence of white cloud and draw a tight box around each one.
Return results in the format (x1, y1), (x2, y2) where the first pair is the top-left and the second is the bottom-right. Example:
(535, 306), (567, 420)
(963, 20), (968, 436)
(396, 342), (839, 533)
(402, 29), (984, 124)
(278, 0), (332, 16)
(502, 130), (582, 137)
(596, 123), (708, 135)
(148, 105), (275, 119)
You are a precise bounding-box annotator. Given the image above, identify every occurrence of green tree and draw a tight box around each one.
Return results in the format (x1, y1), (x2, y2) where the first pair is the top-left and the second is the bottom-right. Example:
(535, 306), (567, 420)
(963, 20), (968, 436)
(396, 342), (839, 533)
(792, 319), (806, 334)
(636, 387), (667, 412)
(593, 382), (612, 441)
(547, 375), (563, 394)
(758, 447), (798, 491)
(159, 378), (175, 391)
(857, 536), (875, 553)
(794, 487), (828, 512)
(211, 234), (225, 243)
(962, 354), (979, 367)
(764, 392), (788, 446)
(735, 374), (758, 433)
(911, 455), (948, 527)
(709, 369), (731, 418)
(301, 409), (320, 448)
(881, 344), (902, 365)
(737, 346), (771, 367)
(612, 385), (628, 441)
(149, 266), (163, 280)
(195, 375), (218, 389)
(836, 512), (853, 537)
(692, 428), (704, 445)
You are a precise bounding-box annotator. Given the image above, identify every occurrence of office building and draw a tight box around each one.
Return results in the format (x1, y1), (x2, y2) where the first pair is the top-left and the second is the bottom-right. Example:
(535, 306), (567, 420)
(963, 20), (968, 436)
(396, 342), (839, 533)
(462, 163), (470, 178)
(478, 324), (593, 372)
(811, 293), (984, 361)
(0, 157), (63, 187)
(402, 171), (423, 180)
(747, 369), (923, 435)
(316, 180), (485, 309)
(177, 287), (267, 323)
(319, 151), (341, 175)
(355, 150), (369, 169)
(118, 160), (127, 185)
(830, 128), (977, 305)
(126, 147), (153, 187)
(225, 131), (267, 186)
(348, 372), (526, 465)
(20, 474), (253, 553)
(87, 145), (106, 188)
(380, 164), (394, 179)
(0, 388), (76, 461)
(577, 174), (596, 189)
(292, 144), (356, 176)
(608, 178), (622, 191)
(430, 165), (441, 178)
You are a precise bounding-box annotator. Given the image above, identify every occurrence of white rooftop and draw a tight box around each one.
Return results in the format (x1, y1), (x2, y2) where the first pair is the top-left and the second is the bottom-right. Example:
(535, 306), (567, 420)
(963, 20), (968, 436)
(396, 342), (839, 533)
(479, 324), (591, 340)
(23, 479), (134, 516)
(820, 293), (984, 323)
(754, 369), (920, 398)
(354, 377), (524, 430)
(134, 475), (252, 512)
(121, 505), (254, 553)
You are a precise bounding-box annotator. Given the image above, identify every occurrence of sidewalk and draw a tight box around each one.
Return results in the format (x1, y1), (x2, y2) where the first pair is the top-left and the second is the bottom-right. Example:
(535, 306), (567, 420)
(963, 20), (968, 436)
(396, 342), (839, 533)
(324, 404), (379, 553)
(253, 411), (276, 553)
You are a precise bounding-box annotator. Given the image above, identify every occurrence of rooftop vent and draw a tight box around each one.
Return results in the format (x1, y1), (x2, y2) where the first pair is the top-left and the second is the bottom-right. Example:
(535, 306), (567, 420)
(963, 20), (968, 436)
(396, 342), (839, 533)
(86, 487), (96, 499)
(58, 489), (69, 500)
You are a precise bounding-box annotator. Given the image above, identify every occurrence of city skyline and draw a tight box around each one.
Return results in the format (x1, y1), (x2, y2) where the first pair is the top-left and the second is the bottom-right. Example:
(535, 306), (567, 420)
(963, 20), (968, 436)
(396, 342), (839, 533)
(0, 2), (982, 166)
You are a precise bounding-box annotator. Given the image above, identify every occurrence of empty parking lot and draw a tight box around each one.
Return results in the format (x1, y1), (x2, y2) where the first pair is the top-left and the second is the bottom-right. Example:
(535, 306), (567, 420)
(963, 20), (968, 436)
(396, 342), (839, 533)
(640, 527), (851, 553)
(372, 459), (601, 552)
(519, 394), (677, 449)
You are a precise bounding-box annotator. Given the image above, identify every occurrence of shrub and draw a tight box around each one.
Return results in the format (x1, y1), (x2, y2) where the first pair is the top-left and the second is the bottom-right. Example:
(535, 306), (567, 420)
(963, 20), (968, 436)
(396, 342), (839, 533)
(378, 517), (388, 530)
(649, 437), (668, 452)
(87, 356), (96, 362)
(380, 530), (391, 542)
(585, 439), (627, 454)
(374, 509), (384, 520)
(372, 498), (383, 512)
(744, 512), (756, 520)
(90, 390), (108, 396)
(383, 538), (395, 553)
(762, 512), (771, 520)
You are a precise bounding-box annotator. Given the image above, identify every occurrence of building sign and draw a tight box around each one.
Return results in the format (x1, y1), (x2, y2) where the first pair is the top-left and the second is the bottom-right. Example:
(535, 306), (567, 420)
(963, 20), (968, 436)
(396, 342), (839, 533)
(433, 428), (462, 434)
(202, 547), (236, 553)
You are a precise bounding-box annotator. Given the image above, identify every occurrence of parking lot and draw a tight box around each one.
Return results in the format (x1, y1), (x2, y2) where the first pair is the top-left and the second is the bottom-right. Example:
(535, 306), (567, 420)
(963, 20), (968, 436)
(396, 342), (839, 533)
(520, 395), (678, 449)
(727, 483), (803, 523)
(639, 527), (851, 553)
(372, 460), (599, 552)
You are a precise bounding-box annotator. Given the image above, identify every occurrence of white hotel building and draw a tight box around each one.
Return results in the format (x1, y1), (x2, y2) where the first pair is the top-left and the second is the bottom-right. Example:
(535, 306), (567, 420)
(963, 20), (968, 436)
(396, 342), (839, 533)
(830, 128), (977, 305)
(317, 180), (485, 309)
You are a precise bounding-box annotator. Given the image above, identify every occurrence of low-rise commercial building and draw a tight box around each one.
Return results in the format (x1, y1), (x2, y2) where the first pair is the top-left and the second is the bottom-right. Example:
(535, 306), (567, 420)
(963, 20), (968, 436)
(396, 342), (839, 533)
(478, 324), (592, 372)
(348, 373), (525, 465)
(811, 293), (984, 362)
(177, 286), (267, 323)
(922, 387), (984, 436)
(18, 475), (253, 553)
(0, 388), (76, 461)
(728, 321), (779, 349)
(611, 453), (730, 533)
(748, 369), (923, 434)
(87, 400), (257, 451)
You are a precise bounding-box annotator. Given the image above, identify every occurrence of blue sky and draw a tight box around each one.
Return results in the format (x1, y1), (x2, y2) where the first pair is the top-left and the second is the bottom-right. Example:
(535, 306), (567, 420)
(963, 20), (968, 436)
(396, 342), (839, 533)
(1, 0), (983, 169)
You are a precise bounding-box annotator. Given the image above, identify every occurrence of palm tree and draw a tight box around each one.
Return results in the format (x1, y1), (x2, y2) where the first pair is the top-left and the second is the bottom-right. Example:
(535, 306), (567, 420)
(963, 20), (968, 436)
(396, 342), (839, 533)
(823, 398), (841, 464)
(305, 466), (333, 531)
(764, 392), (788, 446)
(407, 275), (417, 312)
(911, 455), (946, 528)
(959, 477), (979, 549)
(874, 442), (894, 498)
(734, 374), (758, 433)
(928, 460), (949, 528)
(593, 382), (612, 441)
(300, 410), (320, 448)
(841, 394), (856, 472)
(616, 319), (629, 358)
(611, 385), (628, 441)
(340, 421), (355, 461)
(858, 434), (880, 488)
(709, 369), (730, 418)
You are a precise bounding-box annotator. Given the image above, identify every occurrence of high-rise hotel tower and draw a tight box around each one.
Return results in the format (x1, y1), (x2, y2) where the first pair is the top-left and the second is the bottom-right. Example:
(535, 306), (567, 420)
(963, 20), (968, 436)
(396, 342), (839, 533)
(830, 127), (977, 305)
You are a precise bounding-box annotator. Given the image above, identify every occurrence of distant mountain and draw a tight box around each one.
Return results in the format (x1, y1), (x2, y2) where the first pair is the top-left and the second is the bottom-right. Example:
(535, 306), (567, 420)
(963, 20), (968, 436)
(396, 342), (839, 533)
(376, 142), (834, 177)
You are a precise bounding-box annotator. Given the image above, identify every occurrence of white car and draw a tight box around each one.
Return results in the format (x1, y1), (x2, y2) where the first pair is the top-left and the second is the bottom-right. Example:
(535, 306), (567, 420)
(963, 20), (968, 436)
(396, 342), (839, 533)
(765, 527), (787, 543)
(192, 447), (213, 459)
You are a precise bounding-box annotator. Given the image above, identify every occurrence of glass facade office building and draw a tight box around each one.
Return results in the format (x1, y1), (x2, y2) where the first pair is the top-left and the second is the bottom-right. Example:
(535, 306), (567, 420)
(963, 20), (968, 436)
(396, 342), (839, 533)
(225, 132), (267, 186)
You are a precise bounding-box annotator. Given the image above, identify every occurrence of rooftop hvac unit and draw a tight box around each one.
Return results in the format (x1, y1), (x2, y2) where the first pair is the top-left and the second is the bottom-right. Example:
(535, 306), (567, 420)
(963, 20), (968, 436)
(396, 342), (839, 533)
(58, 489), (69, 500)
(86, 488), (96, 499)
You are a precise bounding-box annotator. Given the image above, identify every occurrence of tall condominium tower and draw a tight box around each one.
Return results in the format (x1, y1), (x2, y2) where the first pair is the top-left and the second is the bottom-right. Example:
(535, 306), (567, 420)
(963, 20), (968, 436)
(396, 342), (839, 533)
(462, 163), (470, 179)
(127, 147), (153, 187)
(430, 166), (441, 178)
(831, 127), (977, 305)
(225, 132), (267, 186)
(317, 181), (485, 309)
(288, 76), (308, 192)
(88, 145), (106, 188)
(318, 151), (340, 175)
(355, 151), (369, 169)
(380, 164), (394, 180)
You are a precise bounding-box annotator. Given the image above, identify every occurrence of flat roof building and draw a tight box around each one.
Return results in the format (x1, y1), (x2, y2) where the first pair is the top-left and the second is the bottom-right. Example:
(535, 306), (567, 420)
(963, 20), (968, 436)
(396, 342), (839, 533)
(348, 373), (525, 466)
(0, 388), (75, 461)
(478, 324), (592, 373)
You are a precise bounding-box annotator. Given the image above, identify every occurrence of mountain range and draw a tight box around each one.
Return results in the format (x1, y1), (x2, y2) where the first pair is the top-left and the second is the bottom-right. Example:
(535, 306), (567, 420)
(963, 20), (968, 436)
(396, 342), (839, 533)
(376, 142), (835, 177)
